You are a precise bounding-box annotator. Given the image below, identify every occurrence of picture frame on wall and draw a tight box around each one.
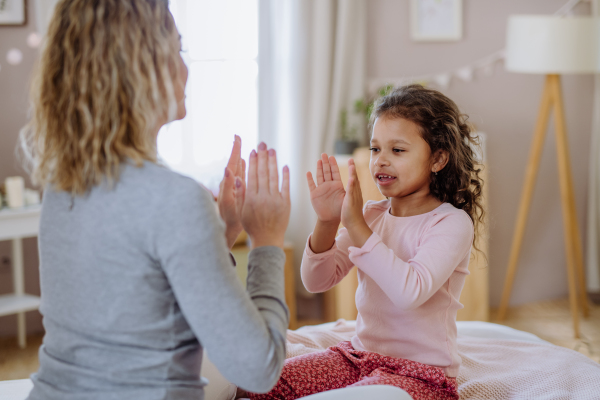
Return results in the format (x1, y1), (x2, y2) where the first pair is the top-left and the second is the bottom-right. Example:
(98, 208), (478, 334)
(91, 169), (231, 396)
(0, 0), (26, 26)
(410, 0), (462, 42)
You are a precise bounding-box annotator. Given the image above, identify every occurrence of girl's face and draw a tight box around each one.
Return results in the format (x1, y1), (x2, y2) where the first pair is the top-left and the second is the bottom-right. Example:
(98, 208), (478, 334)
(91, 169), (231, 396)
(369, 116), (438, 200)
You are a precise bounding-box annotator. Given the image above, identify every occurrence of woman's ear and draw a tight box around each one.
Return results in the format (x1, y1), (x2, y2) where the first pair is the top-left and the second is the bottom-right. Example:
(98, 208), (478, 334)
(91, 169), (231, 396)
(432, 149), (449, 173)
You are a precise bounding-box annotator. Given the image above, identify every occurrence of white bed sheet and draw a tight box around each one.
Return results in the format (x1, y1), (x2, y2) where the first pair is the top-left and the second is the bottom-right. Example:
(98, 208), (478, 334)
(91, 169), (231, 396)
(1, 321), (598, 400)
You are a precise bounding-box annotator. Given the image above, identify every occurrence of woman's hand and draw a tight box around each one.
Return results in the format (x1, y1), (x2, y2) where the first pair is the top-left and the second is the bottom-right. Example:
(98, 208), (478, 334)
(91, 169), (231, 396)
(241, 142), (290, 249)
(306, 153), (346, 224)
(218, 135), (246, 249)
(341, 159), (372, 248)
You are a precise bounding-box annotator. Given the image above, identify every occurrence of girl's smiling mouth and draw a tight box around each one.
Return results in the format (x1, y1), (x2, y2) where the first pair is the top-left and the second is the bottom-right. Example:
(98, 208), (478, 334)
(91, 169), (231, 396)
(376, 174), (397, 185)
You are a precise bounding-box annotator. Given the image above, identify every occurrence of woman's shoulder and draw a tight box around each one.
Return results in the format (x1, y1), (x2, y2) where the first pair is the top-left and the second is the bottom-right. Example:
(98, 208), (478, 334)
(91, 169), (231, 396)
(121, 161), (213, 204)
(124, 161), (202, 188)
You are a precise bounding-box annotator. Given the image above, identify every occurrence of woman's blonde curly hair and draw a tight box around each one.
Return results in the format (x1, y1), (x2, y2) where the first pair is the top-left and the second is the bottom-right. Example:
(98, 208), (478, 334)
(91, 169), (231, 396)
(20, 0), (180, 195)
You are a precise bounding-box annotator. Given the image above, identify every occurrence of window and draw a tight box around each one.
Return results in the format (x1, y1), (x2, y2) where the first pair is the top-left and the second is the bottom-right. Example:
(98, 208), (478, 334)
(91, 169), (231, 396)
(158, 0), (259, 194)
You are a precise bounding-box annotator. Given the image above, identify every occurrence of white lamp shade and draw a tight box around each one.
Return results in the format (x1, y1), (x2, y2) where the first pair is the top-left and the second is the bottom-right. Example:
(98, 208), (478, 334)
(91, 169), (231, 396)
(505, 16), (600, 74)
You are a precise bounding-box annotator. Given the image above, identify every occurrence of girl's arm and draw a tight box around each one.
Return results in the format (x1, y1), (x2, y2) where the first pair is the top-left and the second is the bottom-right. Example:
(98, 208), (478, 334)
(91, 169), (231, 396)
(301, 157), (368, 293)
(309, 219), (339, 253)
(340, 160), (473, 309)
(349, 213), (473, 310)
(305, 153), (346, 254)
(301, 227), (355, 293)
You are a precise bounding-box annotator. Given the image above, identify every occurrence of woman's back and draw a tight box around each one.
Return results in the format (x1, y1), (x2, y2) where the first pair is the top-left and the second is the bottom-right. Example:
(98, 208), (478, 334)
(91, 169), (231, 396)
(29, 162), (289, 400)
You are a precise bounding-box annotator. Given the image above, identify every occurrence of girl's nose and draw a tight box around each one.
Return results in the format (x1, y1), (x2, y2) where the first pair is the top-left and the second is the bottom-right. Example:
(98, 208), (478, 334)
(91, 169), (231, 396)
(375, 155), (390, 167)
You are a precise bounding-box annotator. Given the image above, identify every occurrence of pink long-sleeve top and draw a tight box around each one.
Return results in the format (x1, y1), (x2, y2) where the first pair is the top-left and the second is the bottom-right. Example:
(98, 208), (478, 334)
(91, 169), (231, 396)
(301, 200), (474, 377)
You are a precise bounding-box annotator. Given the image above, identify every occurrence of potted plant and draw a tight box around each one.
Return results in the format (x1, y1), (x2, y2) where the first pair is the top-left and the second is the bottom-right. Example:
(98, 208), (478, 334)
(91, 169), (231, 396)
(334, 85), (394, 155)
(334, 108), (359, 155)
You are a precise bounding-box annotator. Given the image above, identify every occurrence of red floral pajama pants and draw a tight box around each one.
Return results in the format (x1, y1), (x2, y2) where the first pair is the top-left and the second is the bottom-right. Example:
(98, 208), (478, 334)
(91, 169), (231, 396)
(248, 341), (458, 400)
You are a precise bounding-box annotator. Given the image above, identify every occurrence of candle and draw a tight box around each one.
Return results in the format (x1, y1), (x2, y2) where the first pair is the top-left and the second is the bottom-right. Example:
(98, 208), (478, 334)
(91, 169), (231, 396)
(5, 176), (25, 209)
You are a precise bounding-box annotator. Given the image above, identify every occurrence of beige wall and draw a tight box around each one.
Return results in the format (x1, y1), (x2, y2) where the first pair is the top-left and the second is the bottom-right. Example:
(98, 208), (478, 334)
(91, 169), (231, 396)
(366, 0), (594, 307)
(0, 4), (42, 336)
(0, 1), (596, 337)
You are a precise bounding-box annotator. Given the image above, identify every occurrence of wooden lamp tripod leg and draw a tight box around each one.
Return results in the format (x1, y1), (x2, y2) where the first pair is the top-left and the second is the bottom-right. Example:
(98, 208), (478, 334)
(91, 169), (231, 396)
(498, 75), (553, 321)
(564, 134), (590, 318)
(553, 78), (589, 318)
(571, 201), (590, 318)
(551, 74), (587, 337)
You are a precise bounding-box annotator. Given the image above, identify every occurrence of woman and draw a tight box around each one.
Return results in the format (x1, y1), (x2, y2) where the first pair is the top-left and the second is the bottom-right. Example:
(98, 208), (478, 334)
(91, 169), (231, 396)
(21, 1), (290, 399)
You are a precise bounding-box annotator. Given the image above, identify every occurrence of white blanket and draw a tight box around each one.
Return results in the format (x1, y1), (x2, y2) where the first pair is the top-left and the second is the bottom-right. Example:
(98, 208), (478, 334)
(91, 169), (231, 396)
(286, 320), (600, 400)
(3, 321), (599, 400)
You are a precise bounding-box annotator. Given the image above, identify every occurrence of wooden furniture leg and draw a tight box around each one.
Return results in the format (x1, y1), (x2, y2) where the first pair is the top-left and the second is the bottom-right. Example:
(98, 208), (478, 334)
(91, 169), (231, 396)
(12, 238), (27, 349)
(550, 74), (582, 338)
(498, 76), (553, 320)
(283, 247), (298, 329)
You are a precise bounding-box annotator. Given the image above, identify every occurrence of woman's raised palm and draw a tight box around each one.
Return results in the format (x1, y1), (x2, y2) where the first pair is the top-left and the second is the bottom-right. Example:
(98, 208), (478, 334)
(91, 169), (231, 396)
(306, 153), (346, 223)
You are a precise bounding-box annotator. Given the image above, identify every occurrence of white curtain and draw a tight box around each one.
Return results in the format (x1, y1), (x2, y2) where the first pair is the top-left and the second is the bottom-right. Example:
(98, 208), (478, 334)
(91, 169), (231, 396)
(586, 0), (600, 293)
(258, 0), (366, 296)
(34, 0), (60, 35)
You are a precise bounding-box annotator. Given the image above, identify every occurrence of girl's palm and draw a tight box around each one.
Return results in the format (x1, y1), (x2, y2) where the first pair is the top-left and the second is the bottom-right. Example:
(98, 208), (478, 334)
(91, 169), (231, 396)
(307, 154), (345, 223)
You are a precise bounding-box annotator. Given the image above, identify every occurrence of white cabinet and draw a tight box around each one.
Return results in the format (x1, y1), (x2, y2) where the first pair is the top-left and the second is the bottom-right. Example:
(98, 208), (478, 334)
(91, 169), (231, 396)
(0, 206), (42, 348)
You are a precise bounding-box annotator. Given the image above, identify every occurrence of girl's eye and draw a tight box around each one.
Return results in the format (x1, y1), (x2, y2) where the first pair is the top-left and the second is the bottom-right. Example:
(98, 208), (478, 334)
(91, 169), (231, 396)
(393, 149), (405, 153)
(369, 147), (379, 152)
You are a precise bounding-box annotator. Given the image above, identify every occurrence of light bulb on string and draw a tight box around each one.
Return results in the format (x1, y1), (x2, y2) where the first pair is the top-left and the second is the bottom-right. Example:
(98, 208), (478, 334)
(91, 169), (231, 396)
(434, 74), (451, 89)
(456, 66), (474, 82)
(7, 49), (23, 65)
(27, 33), (42, 49)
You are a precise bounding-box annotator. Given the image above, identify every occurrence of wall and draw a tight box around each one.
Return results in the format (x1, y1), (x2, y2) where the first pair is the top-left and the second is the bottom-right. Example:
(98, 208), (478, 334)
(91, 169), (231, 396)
(0, 1), (596, 338)
(366, 0), (594, 307)
(0, 4), (42, 336)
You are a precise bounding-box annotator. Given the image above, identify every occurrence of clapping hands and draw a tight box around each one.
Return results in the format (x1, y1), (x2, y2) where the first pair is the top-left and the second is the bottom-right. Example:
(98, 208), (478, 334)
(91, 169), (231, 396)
(241, 143), (290, 249)
(340, 158), (365, 230)
(218, 135), (246, 249)
(306, 154), (365, 229)
(218, 138), (290, 249)
(306, 154), (346, 224)
(306, 153), (372, 250)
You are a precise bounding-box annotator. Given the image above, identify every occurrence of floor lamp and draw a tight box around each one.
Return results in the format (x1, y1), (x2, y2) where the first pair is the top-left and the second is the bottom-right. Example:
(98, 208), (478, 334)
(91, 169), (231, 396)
(498, 15), (600, 338)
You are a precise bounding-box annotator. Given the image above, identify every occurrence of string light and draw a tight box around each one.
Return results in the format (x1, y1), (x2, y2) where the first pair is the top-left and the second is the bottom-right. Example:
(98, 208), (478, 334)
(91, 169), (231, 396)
(27, 32), (42, 48)
(6, 48), (22, 65)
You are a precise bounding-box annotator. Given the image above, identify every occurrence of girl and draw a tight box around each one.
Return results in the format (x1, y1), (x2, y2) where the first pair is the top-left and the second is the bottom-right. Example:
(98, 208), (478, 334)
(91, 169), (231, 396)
(246, 84), (484, 400)
(22, 1), (290, 399)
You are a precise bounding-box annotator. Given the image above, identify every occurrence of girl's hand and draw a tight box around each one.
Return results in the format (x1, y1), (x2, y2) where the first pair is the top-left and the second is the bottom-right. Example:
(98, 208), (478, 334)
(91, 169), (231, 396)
(341, 159), (372, 247)
(306, 154), (345, 224)
(218, 135), (246, 249)
(241, 142), (290, 249)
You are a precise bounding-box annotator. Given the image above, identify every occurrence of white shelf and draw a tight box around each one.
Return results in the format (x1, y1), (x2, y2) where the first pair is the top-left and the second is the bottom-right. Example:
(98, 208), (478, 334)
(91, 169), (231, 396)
(0, 205), (41, 241)
(0, 294), (41, 317)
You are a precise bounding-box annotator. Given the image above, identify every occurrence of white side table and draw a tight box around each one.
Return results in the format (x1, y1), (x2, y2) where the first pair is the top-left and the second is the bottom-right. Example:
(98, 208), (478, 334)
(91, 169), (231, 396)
(0, 205), (42, 348)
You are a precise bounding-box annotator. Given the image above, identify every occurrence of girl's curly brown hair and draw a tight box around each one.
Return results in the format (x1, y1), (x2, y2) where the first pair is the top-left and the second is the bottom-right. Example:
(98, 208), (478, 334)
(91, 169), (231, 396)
(370, 84), (485, 252)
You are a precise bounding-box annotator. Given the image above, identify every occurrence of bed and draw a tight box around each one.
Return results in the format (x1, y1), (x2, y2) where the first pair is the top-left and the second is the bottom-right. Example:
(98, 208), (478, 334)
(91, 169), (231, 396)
(207, 320), (600, 400)
(2, 320), (599, 400)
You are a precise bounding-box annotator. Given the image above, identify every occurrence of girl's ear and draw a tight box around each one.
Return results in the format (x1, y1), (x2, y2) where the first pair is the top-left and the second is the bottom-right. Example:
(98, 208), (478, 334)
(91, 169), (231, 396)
(432, 149), (450, 173)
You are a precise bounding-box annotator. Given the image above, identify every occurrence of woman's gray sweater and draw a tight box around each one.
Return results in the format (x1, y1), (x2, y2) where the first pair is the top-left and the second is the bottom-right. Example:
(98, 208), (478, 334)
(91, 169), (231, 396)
(27, 162), (289, 400)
